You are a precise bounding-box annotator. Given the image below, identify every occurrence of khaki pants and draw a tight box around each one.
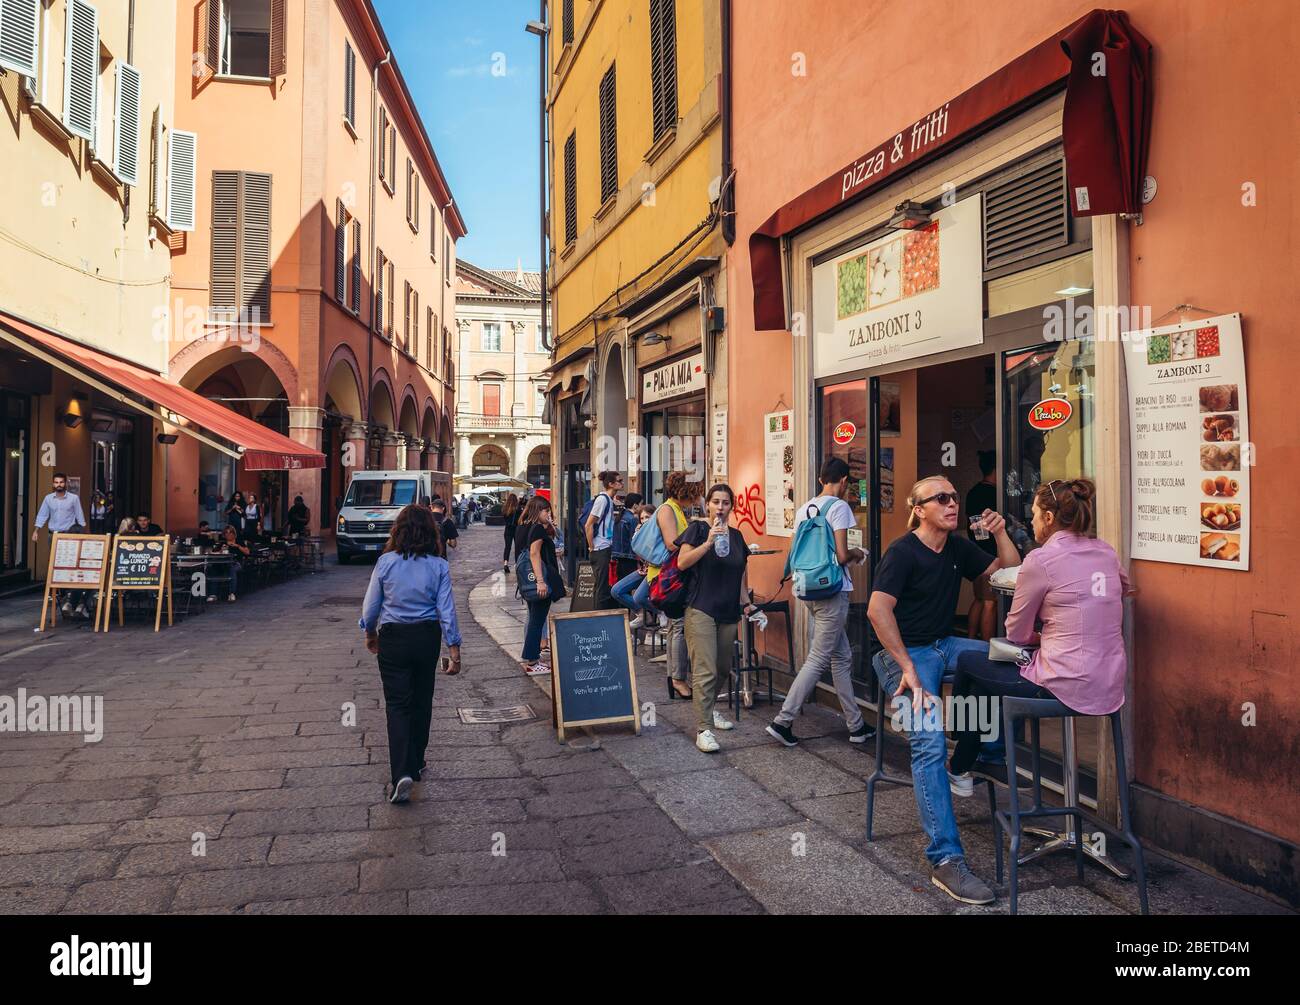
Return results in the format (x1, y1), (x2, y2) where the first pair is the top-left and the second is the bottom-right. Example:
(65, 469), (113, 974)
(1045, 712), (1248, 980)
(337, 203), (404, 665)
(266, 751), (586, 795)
(684, 607), (738, 733)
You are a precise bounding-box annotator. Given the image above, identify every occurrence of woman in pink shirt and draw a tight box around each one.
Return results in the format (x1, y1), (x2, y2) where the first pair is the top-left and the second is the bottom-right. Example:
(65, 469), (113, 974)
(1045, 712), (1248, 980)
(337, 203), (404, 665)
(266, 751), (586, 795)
(949, 478), (1129, 783)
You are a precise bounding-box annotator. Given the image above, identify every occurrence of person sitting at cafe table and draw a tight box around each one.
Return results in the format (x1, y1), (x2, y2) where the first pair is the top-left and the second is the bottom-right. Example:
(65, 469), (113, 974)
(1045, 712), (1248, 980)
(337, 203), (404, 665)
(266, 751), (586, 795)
(214, 525), (250, 602)
(947, 478), (1129, 783)
(127, 513), (164, 536)
(866, 475), (1021, 907)
(286, 495), (310, 536)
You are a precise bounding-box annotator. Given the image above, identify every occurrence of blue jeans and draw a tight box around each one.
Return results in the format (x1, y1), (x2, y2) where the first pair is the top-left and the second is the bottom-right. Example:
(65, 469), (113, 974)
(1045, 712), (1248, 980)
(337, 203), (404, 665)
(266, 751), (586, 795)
(522, 597), (552, 662)
(873, 636), (989, 867)
(611, 570), (654, 614)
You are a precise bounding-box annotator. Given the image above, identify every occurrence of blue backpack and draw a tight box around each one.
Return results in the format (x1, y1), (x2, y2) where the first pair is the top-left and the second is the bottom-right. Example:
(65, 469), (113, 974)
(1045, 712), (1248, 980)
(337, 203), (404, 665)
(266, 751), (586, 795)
(781, 501), (844, 601)
(578, 493), (613, 541)
(631, 502), (676, 566)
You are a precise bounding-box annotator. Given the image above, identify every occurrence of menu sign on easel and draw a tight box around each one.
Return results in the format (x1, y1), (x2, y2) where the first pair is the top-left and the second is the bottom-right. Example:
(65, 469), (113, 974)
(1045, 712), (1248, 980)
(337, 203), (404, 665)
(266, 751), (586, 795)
(39, 533), (111, 631)
(103, 536), (173, 632)
(1124, 313), (1250, 570)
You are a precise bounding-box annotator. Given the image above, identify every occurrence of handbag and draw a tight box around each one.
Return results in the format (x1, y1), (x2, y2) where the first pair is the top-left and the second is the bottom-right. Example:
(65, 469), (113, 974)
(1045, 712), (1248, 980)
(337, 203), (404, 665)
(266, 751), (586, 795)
(989, 636), (1037, 667)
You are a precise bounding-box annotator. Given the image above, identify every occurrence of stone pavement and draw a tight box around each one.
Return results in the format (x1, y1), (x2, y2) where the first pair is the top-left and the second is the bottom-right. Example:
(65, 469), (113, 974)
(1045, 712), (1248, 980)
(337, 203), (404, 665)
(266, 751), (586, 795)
(0, 524), (1286, 914)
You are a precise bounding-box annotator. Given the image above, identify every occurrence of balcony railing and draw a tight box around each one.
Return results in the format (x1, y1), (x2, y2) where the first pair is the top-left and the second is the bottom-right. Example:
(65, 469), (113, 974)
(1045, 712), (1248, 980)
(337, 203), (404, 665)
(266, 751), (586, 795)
(456, 412), (548, 432)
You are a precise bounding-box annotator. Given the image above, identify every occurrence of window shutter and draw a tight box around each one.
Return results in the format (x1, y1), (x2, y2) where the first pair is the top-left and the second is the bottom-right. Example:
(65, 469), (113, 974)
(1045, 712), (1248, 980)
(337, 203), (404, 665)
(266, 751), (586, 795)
(414, 174), (420, 230)
(403, 280), (411, 350)
(385, 261), (394, 339)
(62, 0), (98, 143)
(388, 126), (396, 192)
(377, 108), (387, 183)
(149, 107), (164, 216)
(598, 63), (617, 204)
(350, 218), (362, 312)
(374, 250), (385, 332)
(562, 0), (574, 45)
(563, 130), (577, 245)
(405, 158), (412, 223)
(982, 156), (1069, 271)
(113, 62), (142, 186)
(412, 289), (418, 355)
(0, 0), (41, 78)
(210, 171), (239, 315)
(344, 41), (355, 125)
(166, 129), (198, 232)
(204, 0), (220, 75)
(430, 204), (436, 258)
(269, 0), (286, 77)
(650, 0), (678, 140)
(241, 172), (272, 323)
(334, 199), (347, 304)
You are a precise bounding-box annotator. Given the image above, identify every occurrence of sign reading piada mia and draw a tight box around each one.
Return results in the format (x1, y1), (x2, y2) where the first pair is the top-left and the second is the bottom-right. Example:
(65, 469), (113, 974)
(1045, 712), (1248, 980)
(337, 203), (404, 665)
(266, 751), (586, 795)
(811, 193), (983, 378)
(1124, 313), (1250, 570)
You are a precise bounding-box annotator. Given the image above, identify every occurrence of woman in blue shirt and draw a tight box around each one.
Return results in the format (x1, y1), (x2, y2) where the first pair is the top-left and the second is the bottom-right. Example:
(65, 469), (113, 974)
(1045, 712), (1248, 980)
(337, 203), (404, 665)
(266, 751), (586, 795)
(359, 504), (462, 804)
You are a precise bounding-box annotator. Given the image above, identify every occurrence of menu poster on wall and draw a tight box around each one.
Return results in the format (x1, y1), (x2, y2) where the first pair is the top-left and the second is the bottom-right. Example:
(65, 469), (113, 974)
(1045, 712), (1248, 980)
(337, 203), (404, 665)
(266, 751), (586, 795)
(711, 408), (728, 483)
(811, 194), (984, 378)
(1124, 313), (1250, 570)
(764, 410), (795, 537)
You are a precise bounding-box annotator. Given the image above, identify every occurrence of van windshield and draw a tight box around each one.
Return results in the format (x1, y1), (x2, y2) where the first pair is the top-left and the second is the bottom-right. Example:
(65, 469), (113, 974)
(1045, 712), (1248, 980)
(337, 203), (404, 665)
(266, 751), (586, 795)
(344, 479), (418, 508)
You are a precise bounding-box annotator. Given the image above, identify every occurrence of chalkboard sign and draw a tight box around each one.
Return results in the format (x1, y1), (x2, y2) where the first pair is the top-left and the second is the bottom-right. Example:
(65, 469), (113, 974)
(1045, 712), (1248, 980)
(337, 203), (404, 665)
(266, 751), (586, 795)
(548, 609), (640, 741)
(103, 536), (172, 632)
(568, 560), (597, 612)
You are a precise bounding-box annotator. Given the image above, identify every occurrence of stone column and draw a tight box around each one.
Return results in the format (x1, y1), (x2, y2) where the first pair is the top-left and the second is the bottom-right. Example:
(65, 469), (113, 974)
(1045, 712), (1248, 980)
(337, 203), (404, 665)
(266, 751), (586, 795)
(406, 437), (425, 472)
(382, 432), (403, 470)
(287, 407), (324, 534)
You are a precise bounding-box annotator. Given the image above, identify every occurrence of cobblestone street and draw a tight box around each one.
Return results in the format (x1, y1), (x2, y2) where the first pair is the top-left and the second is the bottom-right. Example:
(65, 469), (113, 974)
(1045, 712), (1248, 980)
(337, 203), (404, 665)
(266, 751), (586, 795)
(0, 525), (1287, 915)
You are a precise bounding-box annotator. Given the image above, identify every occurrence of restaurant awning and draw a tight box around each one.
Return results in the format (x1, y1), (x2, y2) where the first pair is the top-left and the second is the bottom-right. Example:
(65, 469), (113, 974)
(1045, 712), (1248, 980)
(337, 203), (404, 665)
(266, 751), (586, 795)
(748, 8), (1152, 331)
(0, 312), (325, 471)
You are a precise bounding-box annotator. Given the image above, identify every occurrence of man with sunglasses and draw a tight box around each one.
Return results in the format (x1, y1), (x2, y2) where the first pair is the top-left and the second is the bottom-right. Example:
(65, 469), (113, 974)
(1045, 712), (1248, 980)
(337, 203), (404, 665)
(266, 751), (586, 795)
(585, 470), (624, 610)
(867, 475), (1021, 905)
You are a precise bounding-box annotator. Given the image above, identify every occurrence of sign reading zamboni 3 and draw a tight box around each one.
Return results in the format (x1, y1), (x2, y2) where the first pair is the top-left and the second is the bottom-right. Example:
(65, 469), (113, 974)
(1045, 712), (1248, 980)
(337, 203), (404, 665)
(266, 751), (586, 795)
(548, 609), (640, 742)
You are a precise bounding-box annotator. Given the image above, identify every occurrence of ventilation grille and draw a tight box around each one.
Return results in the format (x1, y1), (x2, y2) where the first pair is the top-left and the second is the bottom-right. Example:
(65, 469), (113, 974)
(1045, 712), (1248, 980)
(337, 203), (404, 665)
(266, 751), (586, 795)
(982, 157), (1068, 271)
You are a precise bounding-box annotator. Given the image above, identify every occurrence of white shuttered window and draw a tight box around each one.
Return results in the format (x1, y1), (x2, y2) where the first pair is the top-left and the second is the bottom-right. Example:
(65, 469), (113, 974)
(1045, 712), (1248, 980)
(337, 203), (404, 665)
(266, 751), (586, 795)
(0, 0), (41, 78)
(113, 62), (141, 186)
(62, 0), (98, 143)
(166, 129), (198, 232)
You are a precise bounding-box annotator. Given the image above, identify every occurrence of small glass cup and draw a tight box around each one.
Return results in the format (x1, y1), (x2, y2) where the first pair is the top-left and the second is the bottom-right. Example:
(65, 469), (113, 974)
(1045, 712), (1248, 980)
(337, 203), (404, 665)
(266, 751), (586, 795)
(970, 514), (990, 541)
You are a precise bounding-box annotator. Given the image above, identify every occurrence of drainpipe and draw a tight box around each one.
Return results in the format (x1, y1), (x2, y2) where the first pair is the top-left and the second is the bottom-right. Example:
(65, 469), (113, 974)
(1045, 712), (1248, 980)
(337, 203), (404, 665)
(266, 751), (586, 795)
(720, 0), (734, 246)
(367, 50), (394, 440)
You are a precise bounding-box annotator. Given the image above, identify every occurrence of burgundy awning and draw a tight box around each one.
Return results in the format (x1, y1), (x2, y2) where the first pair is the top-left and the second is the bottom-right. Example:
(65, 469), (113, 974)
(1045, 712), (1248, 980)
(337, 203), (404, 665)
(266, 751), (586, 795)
(749, 8), (1152, 332)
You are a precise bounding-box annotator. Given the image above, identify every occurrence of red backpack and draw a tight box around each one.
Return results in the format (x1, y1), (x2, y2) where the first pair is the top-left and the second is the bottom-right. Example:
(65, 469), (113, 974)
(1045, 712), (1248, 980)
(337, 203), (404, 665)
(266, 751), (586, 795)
(649, 552), (689, 618)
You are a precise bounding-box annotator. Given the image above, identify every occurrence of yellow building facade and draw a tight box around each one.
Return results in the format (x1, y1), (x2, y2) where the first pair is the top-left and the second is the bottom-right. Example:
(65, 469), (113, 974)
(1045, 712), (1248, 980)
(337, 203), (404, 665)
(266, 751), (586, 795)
(546, 0), (730, 561)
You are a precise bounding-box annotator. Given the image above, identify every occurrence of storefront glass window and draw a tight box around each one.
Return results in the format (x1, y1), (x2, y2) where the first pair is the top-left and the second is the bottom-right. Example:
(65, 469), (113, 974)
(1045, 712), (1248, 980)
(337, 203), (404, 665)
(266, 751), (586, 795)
(1002, 339), (1096, 556)
(642, 397), (705, 503)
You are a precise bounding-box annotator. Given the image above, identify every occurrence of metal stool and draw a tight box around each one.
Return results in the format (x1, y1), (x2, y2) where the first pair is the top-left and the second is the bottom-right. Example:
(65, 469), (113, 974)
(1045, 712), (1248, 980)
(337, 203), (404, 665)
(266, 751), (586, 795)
(994, 696), (1149, 915)
(864, 650), (998, 853)
(727, 600), (795, 720)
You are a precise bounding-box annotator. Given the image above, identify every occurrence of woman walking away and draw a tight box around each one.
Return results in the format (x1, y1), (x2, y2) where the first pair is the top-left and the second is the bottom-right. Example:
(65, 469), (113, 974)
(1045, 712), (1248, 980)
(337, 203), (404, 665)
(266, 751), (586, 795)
(517, 495), (565, 675)
(674, 483), (757, 753)
(502, 493), (520, 572)
(359, 504), (462, 804)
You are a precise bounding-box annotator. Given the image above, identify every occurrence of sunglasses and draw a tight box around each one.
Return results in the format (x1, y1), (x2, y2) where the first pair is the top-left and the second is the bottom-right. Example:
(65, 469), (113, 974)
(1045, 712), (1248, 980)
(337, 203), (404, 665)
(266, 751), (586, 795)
(916, 491), (959, 507)
(1045, 479), (1064, 503)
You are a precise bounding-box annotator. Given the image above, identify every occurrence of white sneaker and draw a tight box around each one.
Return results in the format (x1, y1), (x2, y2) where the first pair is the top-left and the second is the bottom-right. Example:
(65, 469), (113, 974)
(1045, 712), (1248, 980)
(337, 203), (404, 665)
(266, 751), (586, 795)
(61, 601), (73, 617)
(711, 711), (735, 731)
(227, 594), (236, 602)
(658, 612), (669, 628)
(949, 771), (974, 799)
(648, 653), (668, 664)
(525, 662), (550, 676)
(696, 729), (720, 753)
(74, 604), (89, 618)
(628, 615), (644, 630)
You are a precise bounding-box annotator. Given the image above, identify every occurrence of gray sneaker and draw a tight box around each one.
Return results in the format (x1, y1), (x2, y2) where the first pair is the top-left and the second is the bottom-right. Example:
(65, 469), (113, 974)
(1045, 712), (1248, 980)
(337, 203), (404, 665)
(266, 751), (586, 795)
(930, 857), (995, 905)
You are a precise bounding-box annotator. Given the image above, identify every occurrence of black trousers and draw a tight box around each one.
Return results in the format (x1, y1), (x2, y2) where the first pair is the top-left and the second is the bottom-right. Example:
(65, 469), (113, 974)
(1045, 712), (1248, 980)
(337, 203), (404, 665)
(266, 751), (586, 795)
(376, 620), (442, 786)
(948, 650), (1056, 774)
(503, 525), (516, 563)
(590, 547), (614, 609)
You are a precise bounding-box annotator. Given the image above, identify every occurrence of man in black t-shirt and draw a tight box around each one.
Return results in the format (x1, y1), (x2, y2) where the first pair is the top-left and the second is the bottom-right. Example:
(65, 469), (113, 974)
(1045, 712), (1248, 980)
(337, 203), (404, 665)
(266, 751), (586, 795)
(867, 474), (1020, 907)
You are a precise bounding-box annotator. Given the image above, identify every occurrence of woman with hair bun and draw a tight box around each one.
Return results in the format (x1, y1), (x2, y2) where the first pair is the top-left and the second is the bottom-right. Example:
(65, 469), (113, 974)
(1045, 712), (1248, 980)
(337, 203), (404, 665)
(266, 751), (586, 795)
(949, 478), (1131, 782)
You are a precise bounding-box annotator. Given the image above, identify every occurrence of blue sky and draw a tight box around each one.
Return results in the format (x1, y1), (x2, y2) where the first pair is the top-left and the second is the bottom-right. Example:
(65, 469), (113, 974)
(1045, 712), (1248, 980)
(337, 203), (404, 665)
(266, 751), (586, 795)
(374, 0), (543, 272)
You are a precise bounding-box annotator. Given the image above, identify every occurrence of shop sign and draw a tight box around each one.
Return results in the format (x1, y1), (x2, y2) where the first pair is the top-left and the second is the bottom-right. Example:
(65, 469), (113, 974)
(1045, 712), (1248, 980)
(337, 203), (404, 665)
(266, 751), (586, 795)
(1124, 313), (1250, 570)
(811, 194), (984, 378)
(832, 421), (857, 445)
(1027, 398), (1073, 431)
(711, 409), (727, 483)
(764, 410), (795, 538)
(642, 353), (705, 405)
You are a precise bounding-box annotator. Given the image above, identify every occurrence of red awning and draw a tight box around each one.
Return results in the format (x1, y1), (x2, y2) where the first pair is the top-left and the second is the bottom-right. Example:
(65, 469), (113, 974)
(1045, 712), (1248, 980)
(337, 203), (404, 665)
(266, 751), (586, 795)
(1, 313), (324, 471)
(748, 8), (1152, 331)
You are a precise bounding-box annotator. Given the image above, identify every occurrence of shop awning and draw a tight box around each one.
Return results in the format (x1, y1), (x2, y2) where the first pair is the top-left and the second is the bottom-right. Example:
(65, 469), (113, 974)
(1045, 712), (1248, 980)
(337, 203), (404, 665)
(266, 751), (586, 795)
(748, 8), (1152, 331)
(0, 313), (324, 471)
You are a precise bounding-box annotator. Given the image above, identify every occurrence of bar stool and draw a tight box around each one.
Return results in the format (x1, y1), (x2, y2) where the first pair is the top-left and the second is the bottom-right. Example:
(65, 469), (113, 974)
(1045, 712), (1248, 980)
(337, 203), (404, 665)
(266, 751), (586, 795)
(864, 650), (998, 867)
(994, 695), (1149, 915)
(726, 600), (796, 721)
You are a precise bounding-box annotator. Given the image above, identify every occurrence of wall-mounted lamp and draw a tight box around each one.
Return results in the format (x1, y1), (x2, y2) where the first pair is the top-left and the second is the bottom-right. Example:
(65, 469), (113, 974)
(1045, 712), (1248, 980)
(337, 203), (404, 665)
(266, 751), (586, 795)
(888, 200), (931, 231)
(640, 332), (671, 347)
(156, 433), (179, 445)
(60, 394), (88, 429)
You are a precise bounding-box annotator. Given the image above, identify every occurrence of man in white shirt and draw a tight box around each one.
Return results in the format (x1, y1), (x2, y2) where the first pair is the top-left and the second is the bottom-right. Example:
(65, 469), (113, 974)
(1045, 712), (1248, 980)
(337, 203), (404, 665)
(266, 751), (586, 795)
(767, 456), (872, 747)
(584, 471), (623, 610)
(32, 472), (89, 618)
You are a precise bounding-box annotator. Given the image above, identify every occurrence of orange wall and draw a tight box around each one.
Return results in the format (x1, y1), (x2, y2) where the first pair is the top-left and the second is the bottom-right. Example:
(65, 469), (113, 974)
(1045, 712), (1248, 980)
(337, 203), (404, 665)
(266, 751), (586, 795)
(728, 0), (1300, 843)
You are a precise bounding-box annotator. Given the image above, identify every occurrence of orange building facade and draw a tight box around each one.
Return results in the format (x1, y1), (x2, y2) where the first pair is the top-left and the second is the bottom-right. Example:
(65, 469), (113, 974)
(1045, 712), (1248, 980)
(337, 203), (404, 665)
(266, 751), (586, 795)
(725, 0), (1298, 904)
(165, 0), (464, 536)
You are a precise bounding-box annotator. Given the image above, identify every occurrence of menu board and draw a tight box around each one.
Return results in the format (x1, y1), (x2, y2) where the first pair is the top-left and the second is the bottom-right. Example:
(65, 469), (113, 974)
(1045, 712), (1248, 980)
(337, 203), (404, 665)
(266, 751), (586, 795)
(568, 561), (597, 612)
(50, 536), (107, 585)
(111, 537), (168, 587)
(1125, 313), (1250, 570)
(764, 410), (795, 537)
(549, 609), (639, 741)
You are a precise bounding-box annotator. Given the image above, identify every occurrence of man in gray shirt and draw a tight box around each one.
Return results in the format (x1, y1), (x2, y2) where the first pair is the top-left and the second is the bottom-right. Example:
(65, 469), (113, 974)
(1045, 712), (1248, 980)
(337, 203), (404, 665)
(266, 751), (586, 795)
(32, 472), (89, 618)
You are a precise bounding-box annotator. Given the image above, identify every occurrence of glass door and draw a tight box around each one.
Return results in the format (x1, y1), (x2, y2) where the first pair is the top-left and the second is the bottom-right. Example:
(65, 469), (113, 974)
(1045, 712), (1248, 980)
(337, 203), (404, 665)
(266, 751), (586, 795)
(1, 394), (29, 571)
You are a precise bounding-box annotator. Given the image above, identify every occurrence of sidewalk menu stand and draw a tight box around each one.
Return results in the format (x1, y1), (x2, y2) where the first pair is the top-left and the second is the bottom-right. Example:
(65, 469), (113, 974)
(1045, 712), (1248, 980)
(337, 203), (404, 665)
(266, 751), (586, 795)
(548, 609), (640, 742)
(102, 536), (173, 633)
(38, 533), (111, 632)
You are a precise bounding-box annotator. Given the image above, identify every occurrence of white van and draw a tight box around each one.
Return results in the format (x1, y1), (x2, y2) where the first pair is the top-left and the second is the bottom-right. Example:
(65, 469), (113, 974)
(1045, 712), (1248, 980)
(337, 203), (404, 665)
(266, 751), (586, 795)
(335, 470), (451, 563)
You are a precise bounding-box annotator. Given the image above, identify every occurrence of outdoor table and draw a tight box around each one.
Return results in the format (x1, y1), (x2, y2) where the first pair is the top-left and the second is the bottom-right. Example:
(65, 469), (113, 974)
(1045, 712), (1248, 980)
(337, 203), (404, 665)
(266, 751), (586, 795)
(988, 579), (1129, 879)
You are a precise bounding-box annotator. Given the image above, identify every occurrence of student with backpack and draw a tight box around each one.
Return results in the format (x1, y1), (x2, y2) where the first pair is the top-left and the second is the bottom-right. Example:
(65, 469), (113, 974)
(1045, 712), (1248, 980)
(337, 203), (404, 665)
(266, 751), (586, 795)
(767, 457), (873, 747)
(640, 472), (701, 699)
(583, 471), (624, 609)
(674, 483), (757, 753)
